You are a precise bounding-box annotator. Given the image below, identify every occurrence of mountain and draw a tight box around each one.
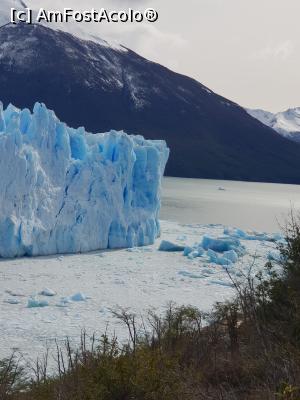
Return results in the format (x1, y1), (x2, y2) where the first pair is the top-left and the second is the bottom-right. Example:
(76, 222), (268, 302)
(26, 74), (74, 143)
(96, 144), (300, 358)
(1, 23), (300, 183)
(247, 108), (300, 143)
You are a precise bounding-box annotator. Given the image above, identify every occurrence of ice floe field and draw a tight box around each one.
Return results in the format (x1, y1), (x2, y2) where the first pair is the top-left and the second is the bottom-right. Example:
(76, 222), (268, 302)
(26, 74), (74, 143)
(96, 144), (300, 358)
(0, 159), (296, 368)
(0, 219), (280, 366)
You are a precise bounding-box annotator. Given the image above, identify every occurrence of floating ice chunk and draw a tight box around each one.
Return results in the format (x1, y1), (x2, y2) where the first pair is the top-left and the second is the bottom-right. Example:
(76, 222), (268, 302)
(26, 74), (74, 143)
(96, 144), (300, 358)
(183, 246), (193, 256)
(202, 236), (244, 255)
(56, 303), (68, 308)
(267, 250), (283, 263)
(126, 248), (140, 253)
(178, 270), (203, 279)
(188, 250), (200, 260)
(139, 248), (153, 253)
(197, 246), (205, 255)
(176, 235), (187, 241)
(270, 233), (281, 241)
(70, 292), (87, 302)
(62, 297), (72, 303)
(4, 298), (20, 304)
(183, 235), (244, 264)
(158, 240), (185, 252)
(224, 227), (283, 243)
(223, 250), (238, 263)
(39, 288), (56, 297)
(27, 297), (49, 308)
(56, 296), (72, 307)
(276, 239), (287, 246)
(224, 227), (247, 239)
(0, 102), (169, 258)
(5, 289), (25, 297)
(207, 249), (233, 266)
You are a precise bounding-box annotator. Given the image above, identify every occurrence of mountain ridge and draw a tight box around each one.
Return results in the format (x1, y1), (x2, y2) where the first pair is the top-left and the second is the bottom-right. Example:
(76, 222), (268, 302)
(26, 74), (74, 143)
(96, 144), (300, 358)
(1, 22), (300, 183)
(247, 107), (300, 143)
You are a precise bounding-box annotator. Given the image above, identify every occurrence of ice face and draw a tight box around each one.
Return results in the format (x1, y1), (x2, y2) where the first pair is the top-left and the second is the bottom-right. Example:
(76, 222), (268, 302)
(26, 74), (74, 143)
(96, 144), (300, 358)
(0, 102), (169, 258)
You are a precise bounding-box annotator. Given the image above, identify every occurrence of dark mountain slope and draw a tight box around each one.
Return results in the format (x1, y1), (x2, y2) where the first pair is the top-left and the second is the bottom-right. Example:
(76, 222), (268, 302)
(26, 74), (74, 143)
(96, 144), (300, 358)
(0, 23), (300, 183)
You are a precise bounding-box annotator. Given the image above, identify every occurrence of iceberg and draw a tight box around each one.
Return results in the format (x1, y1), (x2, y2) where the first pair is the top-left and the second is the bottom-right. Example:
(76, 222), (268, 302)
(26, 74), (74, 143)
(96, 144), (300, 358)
(39, 288), (56, 297)
(158, 240), (185, 252)
(71, 292), (87, 302)
(0, 102), (169, 258)
(202, 236), (244, 255)
(27, 297), (49, 308)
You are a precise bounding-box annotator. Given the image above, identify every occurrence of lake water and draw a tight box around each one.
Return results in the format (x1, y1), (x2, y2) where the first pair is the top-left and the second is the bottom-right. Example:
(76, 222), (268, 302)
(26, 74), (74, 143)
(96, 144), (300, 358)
(161, 177), (300, 232)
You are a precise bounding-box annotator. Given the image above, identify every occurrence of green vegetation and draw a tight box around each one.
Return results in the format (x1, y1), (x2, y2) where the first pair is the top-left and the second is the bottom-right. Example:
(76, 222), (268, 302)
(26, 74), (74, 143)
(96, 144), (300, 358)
(2, 217), (300, 399)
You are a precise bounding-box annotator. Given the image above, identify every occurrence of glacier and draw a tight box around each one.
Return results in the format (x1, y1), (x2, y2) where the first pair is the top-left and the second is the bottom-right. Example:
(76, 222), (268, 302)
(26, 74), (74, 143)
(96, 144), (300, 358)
(0, 102), (169, 258)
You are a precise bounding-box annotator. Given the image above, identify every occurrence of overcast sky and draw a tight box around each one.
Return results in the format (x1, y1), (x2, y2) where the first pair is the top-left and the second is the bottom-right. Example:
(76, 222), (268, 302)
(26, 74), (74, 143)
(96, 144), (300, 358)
(12, 0), (300, 111)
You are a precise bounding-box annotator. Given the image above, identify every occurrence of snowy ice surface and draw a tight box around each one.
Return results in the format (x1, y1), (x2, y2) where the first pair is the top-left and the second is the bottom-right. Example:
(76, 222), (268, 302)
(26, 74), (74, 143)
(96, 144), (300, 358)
(0, 220), (280, 365)
(0, 102), (169, 258)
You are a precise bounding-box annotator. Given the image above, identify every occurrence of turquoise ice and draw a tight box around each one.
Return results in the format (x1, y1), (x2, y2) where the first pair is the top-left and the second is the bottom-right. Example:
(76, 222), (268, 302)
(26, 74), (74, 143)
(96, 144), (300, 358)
(0, 102), (169, 257)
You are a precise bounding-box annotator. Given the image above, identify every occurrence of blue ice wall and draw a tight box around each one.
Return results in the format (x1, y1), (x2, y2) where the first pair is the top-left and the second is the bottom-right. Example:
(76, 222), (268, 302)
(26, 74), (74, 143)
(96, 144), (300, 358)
(0, 102), (169, 257)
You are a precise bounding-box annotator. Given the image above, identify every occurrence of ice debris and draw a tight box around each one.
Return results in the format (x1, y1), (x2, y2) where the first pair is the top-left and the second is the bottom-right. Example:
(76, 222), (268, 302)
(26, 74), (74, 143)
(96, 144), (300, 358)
(27, 297), (49, 308)
(267, 250), (283, 263)
(159, 240), (185, 252)
(182, 235), (245, 266)
(56, 297), (73, 307)
(207, 249), (238, 266)
(0, 102), (169, 258)
(223, 227), (284, 242)
(4, 298), (20, 305)
(180, 226), (283, 267)
(202, 236), (245, 255)
(70, 292), (87, 302)
(39, 288), (56, 297)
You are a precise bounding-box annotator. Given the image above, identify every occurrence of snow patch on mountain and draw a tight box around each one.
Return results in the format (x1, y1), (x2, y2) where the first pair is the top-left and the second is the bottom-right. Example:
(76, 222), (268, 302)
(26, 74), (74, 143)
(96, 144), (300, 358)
(0, 102), (169, 258)
(0, 0), (126, 51)
(0, 23), (143, 103)
(247, 107), (300, 142)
